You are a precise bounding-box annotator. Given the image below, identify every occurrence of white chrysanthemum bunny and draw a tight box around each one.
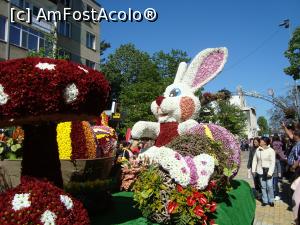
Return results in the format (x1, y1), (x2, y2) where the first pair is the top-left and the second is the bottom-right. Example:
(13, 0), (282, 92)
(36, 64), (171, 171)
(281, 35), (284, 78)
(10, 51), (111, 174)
(131, 47), (228, 146)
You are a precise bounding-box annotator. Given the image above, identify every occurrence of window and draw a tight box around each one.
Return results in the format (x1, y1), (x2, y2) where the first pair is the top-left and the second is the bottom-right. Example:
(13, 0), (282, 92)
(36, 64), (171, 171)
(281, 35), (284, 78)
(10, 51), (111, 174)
(33, 6), (40, 17)
(11, 0), (30, 9)
(0, 16), (6, 41)
(86, 32), (95, 50)
(9, 23), (46, 51)
(87, 4), (93, 11)
(58, 21), (71, 38)
(58, 49), (71, 60)
(86, 59), (95, 69)
(60, 0), (71, 7)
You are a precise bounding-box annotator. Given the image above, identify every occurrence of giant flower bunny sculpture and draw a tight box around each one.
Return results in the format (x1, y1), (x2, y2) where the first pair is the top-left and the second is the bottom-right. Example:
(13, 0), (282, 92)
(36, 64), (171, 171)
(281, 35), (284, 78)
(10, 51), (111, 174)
(131, 47), (240, 191)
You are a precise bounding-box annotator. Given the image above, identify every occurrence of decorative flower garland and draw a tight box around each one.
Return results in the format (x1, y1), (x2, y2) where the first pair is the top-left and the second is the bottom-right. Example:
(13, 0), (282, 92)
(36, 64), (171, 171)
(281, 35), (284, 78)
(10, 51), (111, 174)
(140, 146), (215, 190)
(0, 176), (89, 225)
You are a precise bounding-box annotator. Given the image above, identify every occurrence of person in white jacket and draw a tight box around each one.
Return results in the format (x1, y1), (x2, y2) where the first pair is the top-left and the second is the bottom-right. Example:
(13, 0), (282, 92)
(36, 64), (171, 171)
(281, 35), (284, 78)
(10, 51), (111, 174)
(252, 136), (276, 206)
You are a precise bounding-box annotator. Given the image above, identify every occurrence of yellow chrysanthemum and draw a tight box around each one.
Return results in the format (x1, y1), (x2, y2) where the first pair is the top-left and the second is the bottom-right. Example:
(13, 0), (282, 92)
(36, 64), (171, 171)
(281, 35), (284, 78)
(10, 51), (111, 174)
(203, 125), (213, 140)
(82, 121), (97, 159)
(57, 122), (72, 160)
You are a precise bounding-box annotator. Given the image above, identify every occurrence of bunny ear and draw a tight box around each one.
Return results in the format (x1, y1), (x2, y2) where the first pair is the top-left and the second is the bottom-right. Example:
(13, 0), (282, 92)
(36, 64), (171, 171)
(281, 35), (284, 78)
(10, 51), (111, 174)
(182, 48), (228, 92)
(174, 62), (188, 84)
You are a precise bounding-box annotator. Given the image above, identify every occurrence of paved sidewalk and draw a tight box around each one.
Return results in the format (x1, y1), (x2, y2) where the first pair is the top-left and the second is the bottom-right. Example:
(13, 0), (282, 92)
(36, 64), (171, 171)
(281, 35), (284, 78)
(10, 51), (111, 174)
(235, 151), (295, 225)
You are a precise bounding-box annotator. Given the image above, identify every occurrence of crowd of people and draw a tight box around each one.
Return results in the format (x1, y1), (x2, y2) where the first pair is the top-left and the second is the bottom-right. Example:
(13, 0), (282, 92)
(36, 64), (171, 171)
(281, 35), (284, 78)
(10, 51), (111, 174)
(247, 122), (300, 224)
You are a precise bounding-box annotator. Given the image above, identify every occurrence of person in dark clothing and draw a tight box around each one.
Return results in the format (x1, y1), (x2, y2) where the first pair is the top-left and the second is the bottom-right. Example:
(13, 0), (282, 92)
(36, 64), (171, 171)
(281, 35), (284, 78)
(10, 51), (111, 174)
(247, 137), (261, 198)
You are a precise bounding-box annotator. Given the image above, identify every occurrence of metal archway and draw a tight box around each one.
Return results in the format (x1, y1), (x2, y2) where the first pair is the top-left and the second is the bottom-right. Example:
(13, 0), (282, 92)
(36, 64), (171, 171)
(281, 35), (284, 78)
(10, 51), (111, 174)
(234, 86), (288, 110)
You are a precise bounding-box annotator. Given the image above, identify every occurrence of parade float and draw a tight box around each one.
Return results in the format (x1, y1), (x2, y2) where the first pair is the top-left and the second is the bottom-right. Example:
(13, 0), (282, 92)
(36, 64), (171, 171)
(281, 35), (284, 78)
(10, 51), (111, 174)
(93, 48), (256, 225)
(0, 57), (110, 224)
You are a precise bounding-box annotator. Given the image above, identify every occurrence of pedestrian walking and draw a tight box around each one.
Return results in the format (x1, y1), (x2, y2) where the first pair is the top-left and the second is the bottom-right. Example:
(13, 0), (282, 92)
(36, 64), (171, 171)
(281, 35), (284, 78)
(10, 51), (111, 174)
(247, 137), (262, 199)
(252, 136), (276, 207)
(288, 130), (300, 182)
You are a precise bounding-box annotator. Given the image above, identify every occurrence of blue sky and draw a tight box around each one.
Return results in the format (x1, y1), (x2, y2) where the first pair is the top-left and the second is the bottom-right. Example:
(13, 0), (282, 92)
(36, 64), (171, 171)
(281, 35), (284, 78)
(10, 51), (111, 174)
(97, 0), (300, 121)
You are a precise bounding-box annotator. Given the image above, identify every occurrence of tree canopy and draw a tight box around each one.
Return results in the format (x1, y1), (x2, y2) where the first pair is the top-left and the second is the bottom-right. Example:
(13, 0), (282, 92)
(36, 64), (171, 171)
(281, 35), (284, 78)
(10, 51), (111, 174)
(198, 90), (247, 136)
(257, 116), (269, 136)
(284, 27), (300, 80)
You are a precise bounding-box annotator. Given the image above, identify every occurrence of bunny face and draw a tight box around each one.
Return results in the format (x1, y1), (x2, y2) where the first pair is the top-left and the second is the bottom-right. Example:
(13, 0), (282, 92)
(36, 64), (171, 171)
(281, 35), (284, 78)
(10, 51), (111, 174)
(151, 83), (200, 123)
(151, 48), (228, 124)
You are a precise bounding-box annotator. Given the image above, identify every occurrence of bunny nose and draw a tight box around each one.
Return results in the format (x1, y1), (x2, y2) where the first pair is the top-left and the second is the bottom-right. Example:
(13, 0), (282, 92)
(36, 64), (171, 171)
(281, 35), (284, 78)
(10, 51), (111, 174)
(156, 96), (165, 106)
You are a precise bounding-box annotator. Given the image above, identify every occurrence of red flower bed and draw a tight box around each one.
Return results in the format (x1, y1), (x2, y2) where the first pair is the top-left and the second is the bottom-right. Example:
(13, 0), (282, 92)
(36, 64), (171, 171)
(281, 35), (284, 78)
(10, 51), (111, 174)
(0, 57), (110, 125)
(0, 176), (90, 225)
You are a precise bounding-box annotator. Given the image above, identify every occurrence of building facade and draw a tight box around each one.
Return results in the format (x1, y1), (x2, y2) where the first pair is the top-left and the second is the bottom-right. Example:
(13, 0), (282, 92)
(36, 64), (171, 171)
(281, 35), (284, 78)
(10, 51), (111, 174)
(230, 95), (258, 139)
(0, 0), (101, 70)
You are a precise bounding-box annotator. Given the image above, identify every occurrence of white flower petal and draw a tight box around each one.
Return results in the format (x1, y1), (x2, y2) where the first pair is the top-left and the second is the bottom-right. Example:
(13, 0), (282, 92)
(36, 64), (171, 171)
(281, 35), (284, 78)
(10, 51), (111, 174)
(41, 210), (57, 225)
(35, 62), (56, 70)
(64, 83), (79, 104)
(12, 193), (31, 211)
(60, 195), (73, 210)
(78, 66), (88, 73)
(0, 84), (9, 105)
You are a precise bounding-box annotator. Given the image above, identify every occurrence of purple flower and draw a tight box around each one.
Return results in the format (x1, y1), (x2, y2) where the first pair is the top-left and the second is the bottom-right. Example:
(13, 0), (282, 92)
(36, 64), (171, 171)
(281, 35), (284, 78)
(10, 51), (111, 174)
(181, 167), (187, 174)
(175, 153), (181, 160)
(184, 156), (198, 185)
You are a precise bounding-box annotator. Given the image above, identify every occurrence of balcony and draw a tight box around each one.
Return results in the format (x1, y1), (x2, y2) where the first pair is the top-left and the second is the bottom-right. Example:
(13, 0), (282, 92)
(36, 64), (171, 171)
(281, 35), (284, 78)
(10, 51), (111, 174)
(31, 15), (55, 33)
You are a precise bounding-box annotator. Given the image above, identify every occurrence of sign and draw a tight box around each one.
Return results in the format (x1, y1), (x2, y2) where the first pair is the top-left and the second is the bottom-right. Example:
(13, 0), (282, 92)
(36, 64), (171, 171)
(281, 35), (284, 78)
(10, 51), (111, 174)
(112, 113), (121, 119)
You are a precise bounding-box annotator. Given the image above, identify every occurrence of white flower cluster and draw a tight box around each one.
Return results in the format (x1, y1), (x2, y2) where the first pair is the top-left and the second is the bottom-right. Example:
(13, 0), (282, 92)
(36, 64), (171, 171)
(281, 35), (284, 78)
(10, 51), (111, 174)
(140, 147), (215, 190)
(12, 193), (31, 211)
(60, 195), (73, 210)
(64, 83), (79, 104)
(0, 84), (9, 105)
(40, 210), (57, 225)
(193, 154), (215, 190)
(35, 62), (56, 70)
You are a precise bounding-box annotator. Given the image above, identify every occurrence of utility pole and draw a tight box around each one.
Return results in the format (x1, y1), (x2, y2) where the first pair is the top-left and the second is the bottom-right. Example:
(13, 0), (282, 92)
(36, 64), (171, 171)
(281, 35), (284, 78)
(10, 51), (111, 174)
(5, 0), (11, 60)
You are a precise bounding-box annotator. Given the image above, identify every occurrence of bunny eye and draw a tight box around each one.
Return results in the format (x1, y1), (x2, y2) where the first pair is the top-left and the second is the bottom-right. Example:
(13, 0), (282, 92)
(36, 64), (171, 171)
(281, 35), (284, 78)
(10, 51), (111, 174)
(169, 88), (181, 97)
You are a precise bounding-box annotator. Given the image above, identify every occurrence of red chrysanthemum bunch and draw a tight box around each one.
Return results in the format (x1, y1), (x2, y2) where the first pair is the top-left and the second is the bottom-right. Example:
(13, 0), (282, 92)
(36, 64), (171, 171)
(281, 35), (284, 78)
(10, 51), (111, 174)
(71, 121), (88, 160)
(167, 182), (218, 225)
(0, 176), (90, 225)
(0, 57), (110, 125)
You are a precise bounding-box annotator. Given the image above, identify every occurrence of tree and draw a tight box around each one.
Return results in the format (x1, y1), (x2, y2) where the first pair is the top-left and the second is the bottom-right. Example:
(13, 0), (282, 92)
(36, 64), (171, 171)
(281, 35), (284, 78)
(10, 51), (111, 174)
(268, 90), (297, 132)
(28, 32), (68, 60)
(198, 90), (247, 136)
(257, 116), (269, 136)
(152, 49), (191, 78)
(102, 44), (160, 99)
(100, 40), (111, 64)
(284, 27), (300, 80)
(118, 81), (166, 134)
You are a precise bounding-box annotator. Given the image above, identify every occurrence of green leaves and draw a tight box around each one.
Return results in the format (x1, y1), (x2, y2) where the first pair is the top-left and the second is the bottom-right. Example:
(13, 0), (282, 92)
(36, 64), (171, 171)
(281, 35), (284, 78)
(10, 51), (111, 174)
(284, 27), (300, 80)
(11, 144), (22, 152)
(198, 97), (247, 136)
(0, 138), (23, 160)
(257, 116), (269, 136)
